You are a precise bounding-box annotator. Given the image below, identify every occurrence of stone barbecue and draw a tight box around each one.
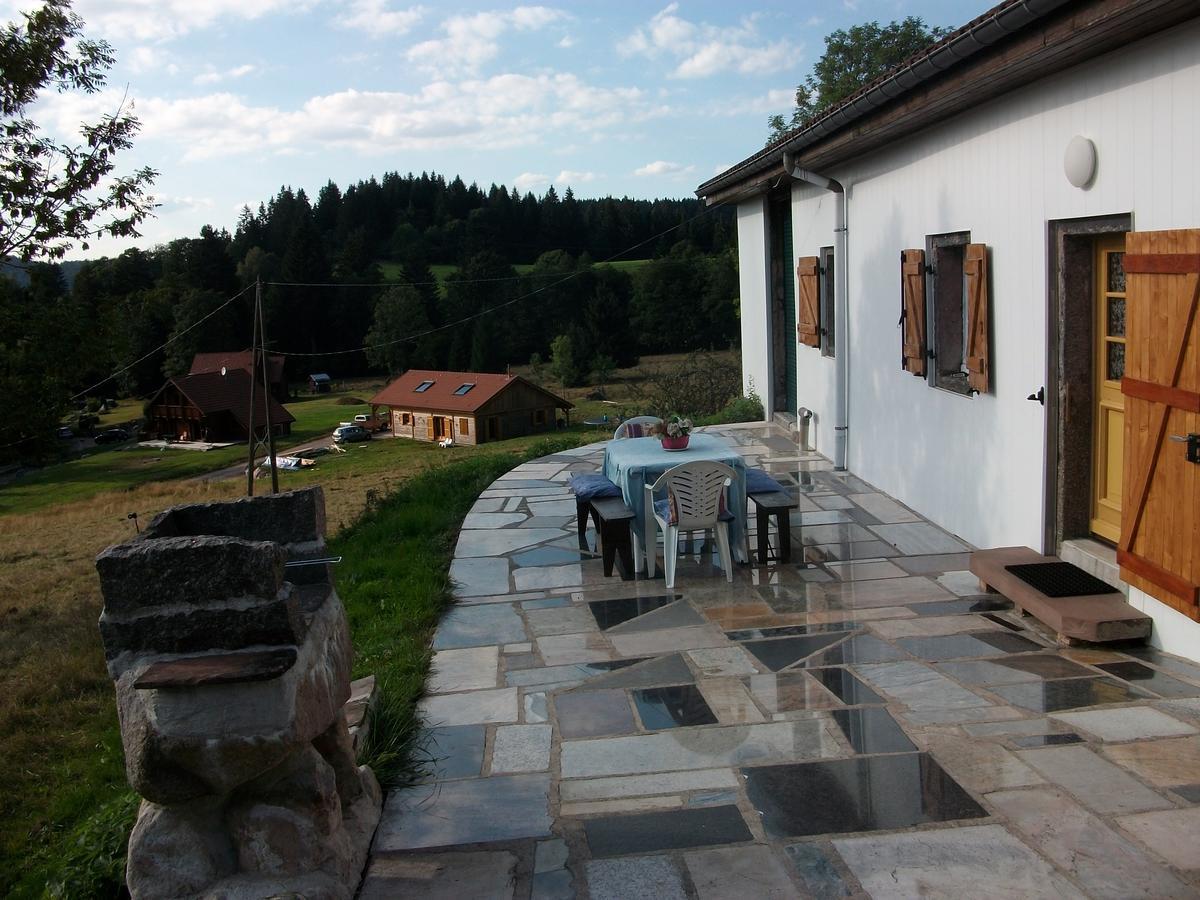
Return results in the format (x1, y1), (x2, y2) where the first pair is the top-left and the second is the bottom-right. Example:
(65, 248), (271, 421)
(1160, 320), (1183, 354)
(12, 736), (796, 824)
(95, 487), (380, 899)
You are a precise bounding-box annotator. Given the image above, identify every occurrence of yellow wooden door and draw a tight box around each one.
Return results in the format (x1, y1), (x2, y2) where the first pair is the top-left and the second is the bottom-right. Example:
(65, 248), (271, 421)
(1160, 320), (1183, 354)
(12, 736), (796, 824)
(1090, 234), (1126, 542)
(1119, 229), (1200, 618)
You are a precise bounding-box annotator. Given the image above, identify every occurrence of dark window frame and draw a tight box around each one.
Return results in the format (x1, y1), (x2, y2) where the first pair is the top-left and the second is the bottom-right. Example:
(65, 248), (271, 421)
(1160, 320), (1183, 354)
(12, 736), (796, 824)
(819, 245), (835, 359)
(925, 231), (973, 397)
(414, 380), (434, 393)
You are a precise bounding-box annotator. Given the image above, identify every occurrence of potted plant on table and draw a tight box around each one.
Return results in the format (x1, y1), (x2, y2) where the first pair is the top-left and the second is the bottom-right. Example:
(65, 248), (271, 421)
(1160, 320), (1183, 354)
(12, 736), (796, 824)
(660, 414), (693, 450)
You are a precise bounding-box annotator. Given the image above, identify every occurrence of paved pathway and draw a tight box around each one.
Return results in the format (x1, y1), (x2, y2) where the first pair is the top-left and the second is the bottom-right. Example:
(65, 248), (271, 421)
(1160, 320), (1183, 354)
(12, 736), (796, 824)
(361, 422), (1200, 898)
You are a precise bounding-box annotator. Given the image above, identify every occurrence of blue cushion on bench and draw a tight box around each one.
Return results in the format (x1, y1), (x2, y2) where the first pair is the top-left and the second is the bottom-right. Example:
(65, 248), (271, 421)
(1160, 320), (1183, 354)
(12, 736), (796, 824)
(569, 473), (622, 501)
(745, 468), (787, 495)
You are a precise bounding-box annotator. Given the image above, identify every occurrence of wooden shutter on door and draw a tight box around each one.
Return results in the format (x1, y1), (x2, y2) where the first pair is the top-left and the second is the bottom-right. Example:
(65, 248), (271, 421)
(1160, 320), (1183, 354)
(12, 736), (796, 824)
(796, 256), (821, 348)
(964, 243), (990, 393)
(900, 249), (926, 376)
(1118, 229), (1200, 619)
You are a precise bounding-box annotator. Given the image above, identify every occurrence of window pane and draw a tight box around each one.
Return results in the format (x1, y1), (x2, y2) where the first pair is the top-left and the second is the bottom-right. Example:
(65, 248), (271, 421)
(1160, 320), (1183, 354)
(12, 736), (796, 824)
(1107, 341), (1125, 381)
(1107, 251), (1125, 293)
(1107, 297), (1125, 337)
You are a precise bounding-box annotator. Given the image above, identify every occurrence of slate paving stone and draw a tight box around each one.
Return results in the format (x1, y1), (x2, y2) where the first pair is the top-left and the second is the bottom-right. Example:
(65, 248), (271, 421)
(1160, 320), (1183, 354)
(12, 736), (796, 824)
(1051, 706), (1197, 741)
(804, 634), (909, 666)
(525, 605), (597, 637)
(684, 845), (798, 900)
(419, 687), (519, 726)
(555, 689), (638, 739)
(427, 645), (499, 693)
(908, 596), (1013, 617)
(743, 753), (986, 837)
(503, 653), (538, 671)
(1011, 732), (1085, 748)
(697, 677), (767, 724)
(583, 804), (753, 857)
(358, 850), (518, 900)
(524, 691), (548, 723)
(448, 557), (511, 597)
(522, 597), (571, 609)
(856, 662), (991, 710)
(936, 658), (1041, 686)
(742, 633), (852, 671)
(491, 724), (553, 773)
(686, 646), (760, 676)
(1124, 647), (1200, 683)
(606, 600), (706, 634)
(560, 769), (739, 802)
(989, 788), (1192, 899)
(783, 843), (856, 899)
(588, 594), (680, 630)
(992, 676), (1152, 713)
(725, 621), (855, 641)
(830, 707), (916, 754)
(869, 522), (970, 555)
(1102, 736), (1200, 786)
(376, 773), (552, 850)
(808, 666), (885, 705)
(633, 684), (719, 729)
(981, 612), (1024, 631)
(1097, 661), (1200, 698)
(892, 551), (974, 575)
(433, 604), (526, 649)
(1116, 807), (1200, 871)
(531, 870), (574, 900)
(975, 631), (1044, 653)
(1018, 744), (1172, 814)
(833, 825), (1087, 900)
(1171, 784), (1200, 802)
(993, 653), (1095, 679)
(457, 527), (566, 558)
(806, 540), (901, 562)
(570, 653), (693, 692)
(743, 671), (840, 711)
(896, 632), (1032, 661)
(585, 856), (688, 900)
(511, 546), (588, 567)
(416, 724), (486, 781)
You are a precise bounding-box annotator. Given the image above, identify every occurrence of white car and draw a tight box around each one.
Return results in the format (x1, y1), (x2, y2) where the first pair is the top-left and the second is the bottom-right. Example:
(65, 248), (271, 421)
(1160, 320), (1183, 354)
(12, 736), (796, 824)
(332, 424), (370, 443)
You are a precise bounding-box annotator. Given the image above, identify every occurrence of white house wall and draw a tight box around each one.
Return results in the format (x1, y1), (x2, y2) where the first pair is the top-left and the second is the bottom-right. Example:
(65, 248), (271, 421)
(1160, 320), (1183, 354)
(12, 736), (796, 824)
(776, 18), (1200, 554)
(736, 197), (772, 410)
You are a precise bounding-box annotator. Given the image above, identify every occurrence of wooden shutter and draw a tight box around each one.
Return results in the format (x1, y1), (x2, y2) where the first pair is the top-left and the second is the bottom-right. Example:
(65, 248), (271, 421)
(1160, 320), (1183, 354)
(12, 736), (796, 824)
(964, 243), (990, 393)
(796, 256), (820, 348)
(900, 249), (926, 376)
(1118, 229), (1200, 619)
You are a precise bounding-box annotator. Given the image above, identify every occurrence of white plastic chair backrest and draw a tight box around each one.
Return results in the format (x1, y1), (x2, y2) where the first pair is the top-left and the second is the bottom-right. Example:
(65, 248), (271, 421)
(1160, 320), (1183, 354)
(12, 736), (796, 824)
(650, 461), (736, 531)
(613, 415), (662, 440)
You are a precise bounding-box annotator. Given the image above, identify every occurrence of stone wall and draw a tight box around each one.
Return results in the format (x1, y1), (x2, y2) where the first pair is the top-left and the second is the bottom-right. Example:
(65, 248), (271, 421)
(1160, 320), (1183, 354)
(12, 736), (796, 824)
(96, 488), (381, 900)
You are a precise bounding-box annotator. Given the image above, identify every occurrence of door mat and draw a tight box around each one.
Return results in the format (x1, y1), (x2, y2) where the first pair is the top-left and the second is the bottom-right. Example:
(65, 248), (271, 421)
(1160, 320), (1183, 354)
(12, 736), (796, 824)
(1004, 562), (1120, 598)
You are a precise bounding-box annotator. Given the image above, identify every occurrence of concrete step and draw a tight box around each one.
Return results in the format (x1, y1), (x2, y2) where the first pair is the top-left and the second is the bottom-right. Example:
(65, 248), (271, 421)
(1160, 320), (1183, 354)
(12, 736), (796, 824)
(971, 546), (1150, 644)
(344, 674), (377, 758)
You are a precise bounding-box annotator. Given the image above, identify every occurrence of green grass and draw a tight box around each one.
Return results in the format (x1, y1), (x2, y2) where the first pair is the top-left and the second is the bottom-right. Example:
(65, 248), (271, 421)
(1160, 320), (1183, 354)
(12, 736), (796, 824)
(0, 392), (375, 516)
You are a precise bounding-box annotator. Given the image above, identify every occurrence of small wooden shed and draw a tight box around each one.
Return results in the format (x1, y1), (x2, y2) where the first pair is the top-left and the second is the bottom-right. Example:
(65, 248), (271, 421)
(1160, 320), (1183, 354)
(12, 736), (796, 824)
(309, 373), (332, 394)
(369, 370), (572, 445)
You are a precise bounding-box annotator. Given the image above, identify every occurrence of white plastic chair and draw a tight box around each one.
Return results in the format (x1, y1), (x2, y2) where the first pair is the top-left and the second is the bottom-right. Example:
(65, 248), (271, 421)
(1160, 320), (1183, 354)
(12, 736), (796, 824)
(643, 461), (736, 588)
(613, 416), (662, 440)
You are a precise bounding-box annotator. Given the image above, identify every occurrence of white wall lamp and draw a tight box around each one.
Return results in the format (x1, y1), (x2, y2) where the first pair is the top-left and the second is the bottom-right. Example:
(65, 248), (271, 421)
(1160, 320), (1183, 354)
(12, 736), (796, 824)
(1064, 135), (1097, 189)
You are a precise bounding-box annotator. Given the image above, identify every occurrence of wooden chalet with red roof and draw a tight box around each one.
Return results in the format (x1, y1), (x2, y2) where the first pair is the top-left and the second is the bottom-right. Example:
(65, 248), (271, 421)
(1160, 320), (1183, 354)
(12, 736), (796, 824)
(370, 370), (572, 445)
(189, 350), (288, 403)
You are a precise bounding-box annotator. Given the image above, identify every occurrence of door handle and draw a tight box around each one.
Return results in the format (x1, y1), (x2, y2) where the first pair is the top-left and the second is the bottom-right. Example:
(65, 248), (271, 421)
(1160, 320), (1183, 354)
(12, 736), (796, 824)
(1027, 387), (1045, 406)
(1169, 434), (1200, 464)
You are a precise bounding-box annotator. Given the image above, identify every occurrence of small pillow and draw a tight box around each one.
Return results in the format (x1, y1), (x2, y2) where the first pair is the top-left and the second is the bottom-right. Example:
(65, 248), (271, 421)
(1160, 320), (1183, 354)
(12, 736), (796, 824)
(745, 468), (787, 495)
(625, 423), (644, 438)
(653, 496), (679, 526)
(569, 473), (622, 501)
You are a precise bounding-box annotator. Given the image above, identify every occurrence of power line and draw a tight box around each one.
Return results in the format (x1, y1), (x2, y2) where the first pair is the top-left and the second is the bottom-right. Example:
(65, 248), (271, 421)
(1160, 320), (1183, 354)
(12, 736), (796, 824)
(267, 200), (728, 359)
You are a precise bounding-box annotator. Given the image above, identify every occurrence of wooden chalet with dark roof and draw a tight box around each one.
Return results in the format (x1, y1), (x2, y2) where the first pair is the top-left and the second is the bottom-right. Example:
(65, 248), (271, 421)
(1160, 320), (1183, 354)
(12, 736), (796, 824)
(189, 350), (288, 403)
(145, 369), (295, 443)
(370, 370), (572, 445)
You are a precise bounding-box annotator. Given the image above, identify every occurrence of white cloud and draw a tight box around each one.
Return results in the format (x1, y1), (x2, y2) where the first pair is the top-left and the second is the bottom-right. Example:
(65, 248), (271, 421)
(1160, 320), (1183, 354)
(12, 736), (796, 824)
(619, 4), (793, 79)
(72, 0), (308, 42)
(334, 1), (426, 37)
(557, 35), (575, 48)
(193, 64), (257, 86)
(407, 6), (568, 76)
(38, 74), (659, 161)
(152, 194), (216, 213)
(514, 172), (549, 192)
(556, 169), (596, 184)
(634, 160), (695, 177)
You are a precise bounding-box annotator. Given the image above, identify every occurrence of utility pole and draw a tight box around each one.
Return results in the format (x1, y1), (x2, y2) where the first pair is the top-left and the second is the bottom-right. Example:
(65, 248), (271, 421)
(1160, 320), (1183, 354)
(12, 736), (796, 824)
(245, 278), (279, 496)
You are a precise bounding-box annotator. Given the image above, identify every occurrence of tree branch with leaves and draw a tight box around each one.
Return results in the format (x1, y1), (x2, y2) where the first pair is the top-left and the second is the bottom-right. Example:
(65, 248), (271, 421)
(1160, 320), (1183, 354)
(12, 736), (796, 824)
(0, 0), (157, 261)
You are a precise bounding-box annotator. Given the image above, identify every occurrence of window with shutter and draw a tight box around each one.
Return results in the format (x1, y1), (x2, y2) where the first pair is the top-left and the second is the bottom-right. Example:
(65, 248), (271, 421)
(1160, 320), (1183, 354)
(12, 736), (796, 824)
(900, 249), (927, 376)
(820, 246), (835, 358)
(964, 243), (990, 393)
(796, 256), (820, 348)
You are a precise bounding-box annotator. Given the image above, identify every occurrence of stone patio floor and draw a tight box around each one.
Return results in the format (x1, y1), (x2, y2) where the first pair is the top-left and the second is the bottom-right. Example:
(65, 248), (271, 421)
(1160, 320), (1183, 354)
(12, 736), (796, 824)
(360, 422), (1200, 899)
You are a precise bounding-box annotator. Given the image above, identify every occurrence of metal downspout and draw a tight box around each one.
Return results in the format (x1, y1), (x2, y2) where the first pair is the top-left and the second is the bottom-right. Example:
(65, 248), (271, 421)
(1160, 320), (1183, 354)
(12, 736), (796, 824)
(784, 155), (849, 470)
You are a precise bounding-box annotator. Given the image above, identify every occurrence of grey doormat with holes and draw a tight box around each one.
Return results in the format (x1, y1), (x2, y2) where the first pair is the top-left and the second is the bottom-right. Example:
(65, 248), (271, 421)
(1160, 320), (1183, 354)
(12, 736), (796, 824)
(1004, 562), (1120, 598)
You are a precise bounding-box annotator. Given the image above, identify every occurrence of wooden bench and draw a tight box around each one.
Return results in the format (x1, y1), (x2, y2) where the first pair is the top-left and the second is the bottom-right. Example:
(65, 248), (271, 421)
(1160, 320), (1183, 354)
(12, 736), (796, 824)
(590, 497), (635, 580)
(749, 491), (800, 564)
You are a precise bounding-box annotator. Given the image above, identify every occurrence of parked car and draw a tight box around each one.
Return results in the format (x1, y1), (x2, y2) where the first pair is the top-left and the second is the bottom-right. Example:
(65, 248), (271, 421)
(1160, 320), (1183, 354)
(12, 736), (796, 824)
(353, 412), (389, 432)
(57, 426), (73, 439)
(332, 424), (371, 443)
(94, 427), (131, 445)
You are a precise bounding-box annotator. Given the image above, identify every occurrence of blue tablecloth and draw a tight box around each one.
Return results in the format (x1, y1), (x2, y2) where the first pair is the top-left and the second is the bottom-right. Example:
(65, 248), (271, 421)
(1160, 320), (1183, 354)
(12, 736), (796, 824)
(602, 433), (747, 561)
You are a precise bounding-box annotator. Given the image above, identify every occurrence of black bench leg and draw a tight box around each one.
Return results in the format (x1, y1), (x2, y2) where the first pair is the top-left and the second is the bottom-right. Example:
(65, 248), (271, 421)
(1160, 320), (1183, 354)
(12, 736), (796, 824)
(756, 507), (771, 564)
(599, 518), (633, 580)
(777, 512), (792, 563)
(576, 500), (589, 550)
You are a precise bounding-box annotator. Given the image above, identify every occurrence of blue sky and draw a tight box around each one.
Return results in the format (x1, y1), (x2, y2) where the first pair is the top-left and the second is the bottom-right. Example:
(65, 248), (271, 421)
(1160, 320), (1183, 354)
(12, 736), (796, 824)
(12, 0), (989, 256)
